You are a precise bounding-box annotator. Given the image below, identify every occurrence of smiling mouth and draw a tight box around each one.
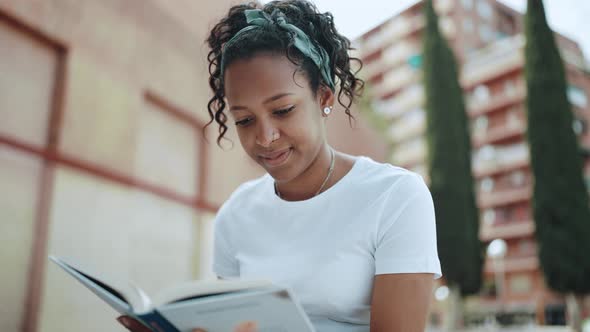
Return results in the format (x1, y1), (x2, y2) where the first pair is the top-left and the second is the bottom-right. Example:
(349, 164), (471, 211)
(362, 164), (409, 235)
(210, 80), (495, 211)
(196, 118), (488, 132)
(259, 148), (292, 168)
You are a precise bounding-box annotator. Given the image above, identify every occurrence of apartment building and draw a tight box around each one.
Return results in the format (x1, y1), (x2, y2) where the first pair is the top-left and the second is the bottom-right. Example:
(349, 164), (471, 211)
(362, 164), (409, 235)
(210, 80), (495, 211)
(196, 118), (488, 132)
(354, 0), (590, 323)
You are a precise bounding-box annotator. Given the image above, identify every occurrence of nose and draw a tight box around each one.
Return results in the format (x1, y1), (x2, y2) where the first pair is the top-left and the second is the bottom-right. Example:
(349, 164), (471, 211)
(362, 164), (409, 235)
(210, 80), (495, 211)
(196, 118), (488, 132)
(255, 120), (278, 148)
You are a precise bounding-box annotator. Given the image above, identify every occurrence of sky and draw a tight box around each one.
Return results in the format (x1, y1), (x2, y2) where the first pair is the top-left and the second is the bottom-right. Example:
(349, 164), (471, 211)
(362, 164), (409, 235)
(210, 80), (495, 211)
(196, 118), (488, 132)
(262, 0), (590, 59)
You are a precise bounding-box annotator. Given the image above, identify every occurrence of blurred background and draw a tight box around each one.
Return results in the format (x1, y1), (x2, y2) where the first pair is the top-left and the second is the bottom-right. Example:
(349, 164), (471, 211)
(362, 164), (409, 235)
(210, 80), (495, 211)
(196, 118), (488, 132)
(0, 0), (588, 331)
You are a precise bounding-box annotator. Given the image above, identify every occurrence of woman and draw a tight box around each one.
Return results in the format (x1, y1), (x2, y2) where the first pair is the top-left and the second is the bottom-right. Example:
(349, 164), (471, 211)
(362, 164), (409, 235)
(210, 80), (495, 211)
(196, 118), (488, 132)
(119, 1), (441, 331)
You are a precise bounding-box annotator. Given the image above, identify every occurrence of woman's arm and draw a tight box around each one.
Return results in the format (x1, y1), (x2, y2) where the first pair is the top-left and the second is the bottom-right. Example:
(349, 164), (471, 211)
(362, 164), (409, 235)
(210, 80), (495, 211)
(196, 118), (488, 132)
(370, 273), (434, 332)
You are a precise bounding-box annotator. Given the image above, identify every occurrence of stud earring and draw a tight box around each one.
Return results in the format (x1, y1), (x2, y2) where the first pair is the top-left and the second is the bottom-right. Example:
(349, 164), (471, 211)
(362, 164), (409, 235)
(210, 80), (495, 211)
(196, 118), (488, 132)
(323, 106), (332, 116)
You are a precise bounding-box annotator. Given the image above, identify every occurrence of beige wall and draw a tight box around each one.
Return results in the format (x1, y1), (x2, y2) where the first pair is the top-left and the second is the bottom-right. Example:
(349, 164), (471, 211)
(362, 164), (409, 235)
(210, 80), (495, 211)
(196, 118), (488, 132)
(0, 1), (388, 332)
(0, 1), (241, 331)
(0, 147), (43, 332)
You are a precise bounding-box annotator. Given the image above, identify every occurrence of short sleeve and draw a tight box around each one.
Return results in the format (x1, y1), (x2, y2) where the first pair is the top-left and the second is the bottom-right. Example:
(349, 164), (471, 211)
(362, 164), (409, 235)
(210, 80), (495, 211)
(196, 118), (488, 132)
(374, 174), (442, 279)
(212, 206), (240, 278)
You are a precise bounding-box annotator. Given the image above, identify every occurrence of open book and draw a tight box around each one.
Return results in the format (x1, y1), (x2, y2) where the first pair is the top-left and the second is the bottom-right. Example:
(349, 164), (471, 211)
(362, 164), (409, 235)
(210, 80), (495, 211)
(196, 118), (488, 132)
(49, 256), (315, 332)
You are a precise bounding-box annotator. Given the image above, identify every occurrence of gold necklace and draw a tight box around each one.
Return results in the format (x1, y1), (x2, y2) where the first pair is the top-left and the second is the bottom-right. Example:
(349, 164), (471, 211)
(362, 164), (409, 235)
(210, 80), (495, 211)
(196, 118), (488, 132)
(275, 148), (336, 199)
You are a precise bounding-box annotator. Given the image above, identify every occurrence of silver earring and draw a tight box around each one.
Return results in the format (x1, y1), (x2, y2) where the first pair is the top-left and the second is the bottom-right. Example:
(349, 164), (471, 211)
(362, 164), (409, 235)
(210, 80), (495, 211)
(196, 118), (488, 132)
(323, 106), (332, 116)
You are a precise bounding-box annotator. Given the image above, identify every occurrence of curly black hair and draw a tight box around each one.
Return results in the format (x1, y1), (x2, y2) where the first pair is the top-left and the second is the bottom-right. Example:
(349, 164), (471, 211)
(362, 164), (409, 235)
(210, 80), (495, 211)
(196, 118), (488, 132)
(205, 0), (365, 145)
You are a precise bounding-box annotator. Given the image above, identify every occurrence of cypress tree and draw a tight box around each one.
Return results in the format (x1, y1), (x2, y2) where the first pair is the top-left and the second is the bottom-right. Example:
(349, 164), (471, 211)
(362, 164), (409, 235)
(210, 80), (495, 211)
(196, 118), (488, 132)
(422, 0), (483, 327)
(524, 0), (590, 329)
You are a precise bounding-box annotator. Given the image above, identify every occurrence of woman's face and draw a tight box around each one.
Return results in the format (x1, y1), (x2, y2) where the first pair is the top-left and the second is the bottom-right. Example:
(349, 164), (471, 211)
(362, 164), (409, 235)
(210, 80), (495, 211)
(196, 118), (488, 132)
(224, 53), (333, 182)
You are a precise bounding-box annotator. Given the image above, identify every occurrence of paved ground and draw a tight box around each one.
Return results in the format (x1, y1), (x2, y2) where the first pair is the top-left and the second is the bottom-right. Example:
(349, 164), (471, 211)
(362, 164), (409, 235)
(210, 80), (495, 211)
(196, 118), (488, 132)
(426, 325), (573, 332)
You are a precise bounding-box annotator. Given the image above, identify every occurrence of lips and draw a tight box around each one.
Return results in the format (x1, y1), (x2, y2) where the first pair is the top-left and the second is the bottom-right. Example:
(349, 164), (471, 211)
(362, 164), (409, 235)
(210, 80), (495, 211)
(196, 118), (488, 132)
(258, 148), (292, 168)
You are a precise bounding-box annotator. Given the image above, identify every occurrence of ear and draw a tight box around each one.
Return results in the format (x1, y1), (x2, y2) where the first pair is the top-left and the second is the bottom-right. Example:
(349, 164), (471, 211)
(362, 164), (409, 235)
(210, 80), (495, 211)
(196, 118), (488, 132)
(317, 85), (335, 111)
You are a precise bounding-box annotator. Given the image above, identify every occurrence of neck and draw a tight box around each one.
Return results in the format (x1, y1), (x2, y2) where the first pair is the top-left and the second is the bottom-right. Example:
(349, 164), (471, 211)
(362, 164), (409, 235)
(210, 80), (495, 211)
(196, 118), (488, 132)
(275, 144), (335, 201)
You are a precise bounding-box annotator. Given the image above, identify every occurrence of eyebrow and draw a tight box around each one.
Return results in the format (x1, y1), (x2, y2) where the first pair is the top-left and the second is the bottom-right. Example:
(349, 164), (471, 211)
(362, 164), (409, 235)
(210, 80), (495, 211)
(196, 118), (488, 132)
(229, 93), (294, 111)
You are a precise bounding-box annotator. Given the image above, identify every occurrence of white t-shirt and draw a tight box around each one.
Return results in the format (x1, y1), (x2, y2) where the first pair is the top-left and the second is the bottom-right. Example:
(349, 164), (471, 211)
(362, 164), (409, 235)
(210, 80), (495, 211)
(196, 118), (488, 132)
(213, 156), (442, 332)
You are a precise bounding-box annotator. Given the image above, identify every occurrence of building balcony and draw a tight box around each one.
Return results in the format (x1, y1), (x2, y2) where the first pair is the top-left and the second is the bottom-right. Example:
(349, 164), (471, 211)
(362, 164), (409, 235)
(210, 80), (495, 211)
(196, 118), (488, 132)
(358, 15), (425, 59)
(435, 0), (455, 13)
(397, 154), (426, 169)
(362, 59), (385, 82)
(381, 15), (424, 47)
(480, 219), (535, 242)
(461, 35), (525, 88)
(463, 53), (523, 89)
(484, 255), (539, 274)
(473, 121), (526, 148)
(467, 87), (526, 118)
(562, 48), (587, 70)
(478, 186), (531, 209)
(389, 118), (425, 143)
(392, 141), (427, 168)
(382, 42), (419, 68)
(474, 158), (529, 179)
(365, 44), (420, 83)
(374, 66), (421, 100)
(374, 85), (424, 119)
(472, 143), (530, 178)
(359, 31), (388, 58)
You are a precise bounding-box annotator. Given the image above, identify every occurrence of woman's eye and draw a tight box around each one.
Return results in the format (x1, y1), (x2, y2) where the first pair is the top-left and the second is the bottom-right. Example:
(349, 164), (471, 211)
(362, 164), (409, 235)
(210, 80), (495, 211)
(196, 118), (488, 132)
(274, 106), (295, 116)
(235, 118), (253, 127)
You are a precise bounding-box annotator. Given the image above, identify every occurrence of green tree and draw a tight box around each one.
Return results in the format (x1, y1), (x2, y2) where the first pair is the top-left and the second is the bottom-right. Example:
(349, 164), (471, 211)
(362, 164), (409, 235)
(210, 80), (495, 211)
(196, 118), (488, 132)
(422, 0), (482, 328)
(524, 0), (590, 330)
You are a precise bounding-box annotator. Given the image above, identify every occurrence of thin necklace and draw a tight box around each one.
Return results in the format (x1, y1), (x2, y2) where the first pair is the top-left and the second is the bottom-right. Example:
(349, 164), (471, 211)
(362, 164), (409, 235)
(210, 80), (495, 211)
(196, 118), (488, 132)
(275, 148), (336, 199)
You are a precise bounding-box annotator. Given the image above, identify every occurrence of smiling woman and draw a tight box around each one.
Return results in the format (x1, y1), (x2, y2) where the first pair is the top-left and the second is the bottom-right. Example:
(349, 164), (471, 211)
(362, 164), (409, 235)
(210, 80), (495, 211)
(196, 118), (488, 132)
(224, 54), (335, 193)
(119, 1), (442, 332)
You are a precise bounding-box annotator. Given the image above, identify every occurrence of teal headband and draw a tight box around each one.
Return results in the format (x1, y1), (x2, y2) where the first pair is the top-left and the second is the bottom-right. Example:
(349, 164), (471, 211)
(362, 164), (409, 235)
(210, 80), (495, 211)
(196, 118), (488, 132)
(220, 9), (335, 91)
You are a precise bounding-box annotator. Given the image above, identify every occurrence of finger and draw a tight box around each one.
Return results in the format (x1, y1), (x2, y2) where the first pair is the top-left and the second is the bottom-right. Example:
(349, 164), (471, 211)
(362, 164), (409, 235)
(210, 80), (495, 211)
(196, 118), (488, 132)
(116, 316), (151, 332)
(117, 316), (133, 331)
(234, 321), (258, 332)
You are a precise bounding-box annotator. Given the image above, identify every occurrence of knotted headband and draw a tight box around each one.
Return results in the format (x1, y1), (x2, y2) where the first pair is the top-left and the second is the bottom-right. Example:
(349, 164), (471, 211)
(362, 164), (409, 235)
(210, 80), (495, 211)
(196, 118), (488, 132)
(220, 8), (335, 91)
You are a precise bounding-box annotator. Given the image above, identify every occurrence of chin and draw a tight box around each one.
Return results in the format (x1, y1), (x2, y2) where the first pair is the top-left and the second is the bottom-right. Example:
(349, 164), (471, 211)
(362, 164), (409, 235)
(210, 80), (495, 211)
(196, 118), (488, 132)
(264, 165), (292, 182)
(263, 162), (301, 184)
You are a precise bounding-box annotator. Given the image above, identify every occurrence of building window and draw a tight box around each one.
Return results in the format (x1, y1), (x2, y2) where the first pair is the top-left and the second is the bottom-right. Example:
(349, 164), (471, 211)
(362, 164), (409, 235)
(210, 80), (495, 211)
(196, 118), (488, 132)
(567, 85), (588, 108)
(483, 209), (496, 224)
(477, 0), (494, 20)
(436, 0), (455, 13)
(479, 24), (494, 42)
(518, 239), (534, 254)
(440, 17), (456, 36)
(573, 118), (586, 135)
(463, 17), (474, 33)
(462, 0), (473, 10)
(478, 145), (496, 161)
(473, 84), (490, 102)
(509, 274), (532, 294)
(480, 177), (494, 192)
(510, 170), (526, 187)
(497, 8), (517, 35)
(506, 108), (522, 128)
(504, 80), (516, 96)
(473, 115), (488, 137)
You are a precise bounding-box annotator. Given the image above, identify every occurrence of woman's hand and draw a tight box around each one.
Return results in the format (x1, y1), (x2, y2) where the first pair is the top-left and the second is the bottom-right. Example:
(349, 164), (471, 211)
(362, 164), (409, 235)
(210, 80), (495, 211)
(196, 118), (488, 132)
(117, 315), (258, 332)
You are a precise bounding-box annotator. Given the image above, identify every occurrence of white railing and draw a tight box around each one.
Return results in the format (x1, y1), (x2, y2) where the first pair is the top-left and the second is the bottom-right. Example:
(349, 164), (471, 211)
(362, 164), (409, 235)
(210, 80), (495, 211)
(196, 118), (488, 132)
(382, 41), (418, 68)
(472, 142), (529, 174)
(389, 109), (425, 142)
(374, 66), (419, 97)
(373, 84), (424, 119)
(392, 136), (427, 165)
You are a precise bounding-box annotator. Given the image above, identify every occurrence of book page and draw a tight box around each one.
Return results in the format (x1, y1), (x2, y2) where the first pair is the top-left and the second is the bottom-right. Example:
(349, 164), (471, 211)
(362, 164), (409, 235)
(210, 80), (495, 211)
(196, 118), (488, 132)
(152, 279), (272, 307)
(49, 256), (146, 314)
(155, 287), (315, 332)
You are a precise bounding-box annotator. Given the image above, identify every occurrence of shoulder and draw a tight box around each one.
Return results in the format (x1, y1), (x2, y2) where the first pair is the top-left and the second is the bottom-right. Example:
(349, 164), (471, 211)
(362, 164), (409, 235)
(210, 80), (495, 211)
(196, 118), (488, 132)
(227, 174), (269, 204)
(215, 174), (271, 222)
(353, 156), (428, 197)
